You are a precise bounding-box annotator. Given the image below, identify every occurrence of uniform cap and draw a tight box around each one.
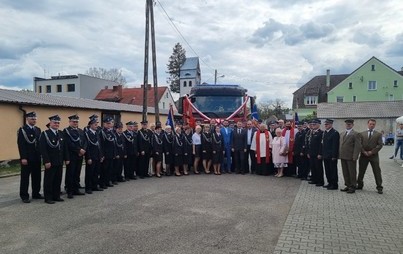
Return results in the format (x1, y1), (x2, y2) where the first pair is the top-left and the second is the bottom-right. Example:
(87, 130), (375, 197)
(345, 119), (354, 124)
(103, 117), (114, 123)
(324, 119), (334, 124)
(48, 115), (61, 121)
(68, 114), (79, 121)
(25, 112), (37, 118)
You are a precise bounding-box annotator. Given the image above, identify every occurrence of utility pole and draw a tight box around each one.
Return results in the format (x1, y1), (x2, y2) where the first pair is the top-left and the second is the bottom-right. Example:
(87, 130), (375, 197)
(142, 0), (159, 122)
(214, 69), (217, 85)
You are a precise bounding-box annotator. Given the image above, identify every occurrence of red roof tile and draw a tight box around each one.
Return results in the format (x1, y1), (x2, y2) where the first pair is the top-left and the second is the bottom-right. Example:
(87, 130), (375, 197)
(95, 85), (168, 107)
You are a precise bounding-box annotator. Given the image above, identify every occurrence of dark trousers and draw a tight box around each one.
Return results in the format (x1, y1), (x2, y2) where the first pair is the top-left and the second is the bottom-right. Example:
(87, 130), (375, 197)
(113, 158), (124, 182)
(44, 165), (62, 201)
(309, 156), (324, 184)
(20, 160), (42, 200)
(100, 158), (113, 186)
(65, 156), (83, 194)
(296, 155), (309, 178)
(323, 158), (338, 187)
(246, 145), (256, 173)
(124, 156), (135, 179)
(138, 153), (150, 177)
(358, 154), (383, 190)
(85, 159), (100, 191)
(233, 150), (245, 173)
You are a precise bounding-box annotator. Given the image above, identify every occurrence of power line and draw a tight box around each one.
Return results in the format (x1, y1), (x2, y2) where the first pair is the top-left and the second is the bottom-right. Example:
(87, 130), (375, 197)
(155, 0), (215, 72)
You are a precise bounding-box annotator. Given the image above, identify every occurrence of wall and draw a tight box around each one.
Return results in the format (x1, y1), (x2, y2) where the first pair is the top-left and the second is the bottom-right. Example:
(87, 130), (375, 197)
(328, 58), (403, 102)
(34, 77), (80, 98)
(0, 103), (167, 161)
(79, 74), (119, 99)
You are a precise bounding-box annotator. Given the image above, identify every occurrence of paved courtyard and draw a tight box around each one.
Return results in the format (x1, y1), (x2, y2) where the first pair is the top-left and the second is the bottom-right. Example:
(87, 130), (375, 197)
(0, 146), (402, 254)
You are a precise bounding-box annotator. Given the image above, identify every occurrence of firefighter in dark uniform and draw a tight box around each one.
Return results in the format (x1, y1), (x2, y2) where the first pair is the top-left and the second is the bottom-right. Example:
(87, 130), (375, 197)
(113, 122), (126, 184)
(84, 117), (103, 193)
(39, 115), (70, 204)
(123, 121), (137, 180)
(63, 114), (87, 199)
(307, 119), (324, 186)
(294, 121), (307, 179)
(138, 120), (152, 178)
(17, 112), (43, 203)
(151, 125), (164, 177)
(303, 120), (314, 180)
(319, 119), (340, 190)
(100, 117), (116, 188)
(163, 125), (174, 176)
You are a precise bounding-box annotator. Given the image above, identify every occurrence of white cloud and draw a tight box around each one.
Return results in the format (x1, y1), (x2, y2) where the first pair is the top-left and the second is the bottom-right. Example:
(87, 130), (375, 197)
(1, 0), (403, 107)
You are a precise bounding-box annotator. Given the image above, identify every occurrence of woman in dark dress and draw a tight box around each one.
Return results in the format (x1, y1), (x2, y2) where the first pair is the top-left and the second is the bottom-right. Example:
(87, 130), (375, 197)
(163, 126), (174, 176)
(201, 125), (213, 174)
(192, 125), (202, 174)
(212, 125), (224, 175)
(152, 125), (163, 178)
(183, 127), (193, 175)
(173, 127), (184, 176)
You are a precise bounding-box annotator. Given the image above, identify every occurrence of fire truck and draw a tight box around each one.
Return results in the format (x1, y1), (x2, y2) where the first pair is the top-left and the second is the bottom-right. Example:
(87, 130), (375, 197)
(177, 84), (255, 127)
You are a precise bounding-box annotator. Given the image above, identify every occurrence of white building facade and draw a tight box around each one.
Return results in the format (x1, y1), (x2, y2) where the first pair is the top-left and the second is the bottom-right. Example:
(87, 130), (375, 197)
(179, 57), (201, 97)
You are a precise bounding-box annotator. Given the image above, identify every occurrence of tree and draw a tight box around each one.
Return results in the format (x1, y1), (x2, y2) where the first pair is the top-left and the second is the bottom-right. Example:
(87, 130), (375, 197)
(257, 99), (291, 120)
(166, 42), (186, 93)
(85, 67), (127, 85)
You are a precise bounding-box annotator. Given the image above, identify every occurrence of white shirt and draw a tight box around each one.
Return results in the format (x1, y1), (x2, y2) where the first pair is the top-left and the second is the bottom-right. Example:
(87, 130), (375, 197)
(192, 133), (201, 145)
(247, 128), (252, 145)
(250, 131), (272, 157)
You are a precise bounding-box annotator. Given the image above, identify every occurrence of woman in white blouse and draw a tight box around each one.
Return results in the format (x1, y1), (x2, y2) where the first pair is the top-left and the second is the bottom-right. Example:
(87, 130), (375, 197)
(192, 125), (202, 174)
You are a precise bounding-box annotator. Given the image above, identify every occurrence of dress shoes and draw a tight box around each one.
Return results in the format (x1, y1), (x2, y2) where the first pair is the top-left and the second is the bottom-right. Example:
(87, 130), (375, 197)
(327, 185), (338, 190)
(346, 189), (355, 194)
(340, 187), (349, 192)
(73, 191), (85, 195)
(32, 194), (44, 199)
(112, 181), (118, 185)
(308, 181), (317, 184)
(67, 193), (74, 199)
(45, 200), (55, 204)
(315, 183), (324, 187)
(85, 190), (93, 194)
(107, 183), (114, 187)
(92, 188), (104, 191)
(377, 189), (383, 194)
(54, 198), (64, 202)
(129, 176), (137, 180)
(356, 185), (363, 190)
(22, 199), (31, 203)
(323, 184), (330, 188)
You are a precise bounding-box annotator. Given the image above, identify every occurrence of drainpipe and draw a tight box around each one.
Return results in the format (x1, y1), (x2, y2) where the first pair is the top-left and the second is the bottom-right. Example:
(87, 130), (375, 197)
(18, 105), (26, 126)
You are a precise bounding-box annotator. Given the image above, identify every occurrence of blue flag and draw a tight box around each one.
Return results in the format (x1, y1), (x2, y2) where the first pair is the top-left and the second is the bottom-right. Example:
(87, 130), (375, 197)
(166, 105), (174, 129)
(294, 112), (299, 123)
(251, 104), (259, 120)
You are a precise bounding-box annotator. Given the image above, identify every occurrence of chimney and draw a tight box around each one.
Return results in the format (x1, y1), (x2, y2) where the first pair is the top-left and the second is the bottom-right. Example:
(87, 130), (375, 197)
(104, 86), (108, 89)
(148, 84), (152, 89)
(326, 69), (330, 87)
(113, 85), (123, 98)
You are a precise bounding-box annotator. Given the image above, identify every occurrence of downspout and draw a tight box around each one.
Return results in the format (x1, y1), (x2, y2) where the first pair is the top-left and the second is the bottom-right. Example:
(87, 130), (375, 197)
(18, 105), (26, 126)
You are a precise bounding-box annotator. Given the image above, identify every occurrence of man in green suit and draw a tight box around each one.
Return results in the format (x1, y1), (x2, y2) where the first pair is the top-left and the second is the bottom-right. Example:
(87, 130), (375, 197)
(339, 119), (361, 193)
(357, 119), (384, 194)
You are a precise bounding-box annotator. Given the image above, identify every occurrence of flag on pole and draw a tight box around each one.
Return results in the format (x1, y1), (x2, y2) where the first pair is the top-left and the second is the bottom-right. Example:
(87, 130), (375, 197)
(166, 104), (174, 129)
(251, 104), (259, 121)
(294, 112), (299, 124)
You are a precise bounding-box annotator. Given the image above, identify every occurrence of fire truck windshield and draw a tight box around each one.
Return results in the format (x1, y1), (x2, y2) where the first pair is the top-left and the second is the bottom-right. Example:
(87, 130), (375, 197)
(192, 96), (243, 117)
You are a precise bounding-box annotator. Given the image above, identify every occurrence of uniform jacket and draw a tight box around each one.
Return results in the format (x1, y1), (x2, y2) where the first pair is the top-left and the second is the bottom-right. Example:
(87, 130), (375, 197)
(63, 126), (88, 159)
(173, 133), (184, 155)
(39, 129), (69, 166)
(101, 128), (116, 159)
(339, 129), (361, 160)
(294, 129), (306, 155)
(17, 124), (41, 161)
(85, 129), (102, 161)
(183, 133), (193, 154)
(138, 128), (152, 154)
(232, 128), (247, 151)
(320, 128), (340, 159)
(359, 130), (383, 156)
(152, 132), (164, 155)
(212, 132), (224, 153)
(114, 132), (126, 158)
(201, 132), (212, 152)
(123, 130), (136, 156)
(307, 129), (323, 157)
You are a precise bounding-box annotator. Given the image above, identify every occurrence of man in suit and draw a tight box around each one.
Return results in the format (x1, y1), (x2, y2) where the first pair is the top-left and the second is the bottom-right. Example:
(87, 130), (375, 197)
(357, 119), (384, 194)
(39, 115), (70, 204)
(220, 120), (233, 173)
(320, 119), (340, 190)
(63, 114), (87, 199)
(339, 119), (361, 193)
(232, 121), (247, 174)
(307, 119), (324, 186)
(17, 112), (43, 203)
(245, 120), (257, 174)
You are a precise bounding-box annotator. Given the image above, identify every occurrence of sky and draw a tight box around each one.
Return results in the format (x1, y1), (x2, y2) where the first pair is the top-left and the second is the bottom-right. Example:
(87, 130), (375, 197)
(1, 0), (403, 107)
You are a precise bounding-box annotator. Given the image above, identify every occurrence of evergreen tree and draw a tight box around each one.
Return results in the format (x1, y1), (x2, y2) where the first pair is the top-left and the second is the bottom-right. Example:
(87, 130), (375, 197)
(166, 43), (186, 93)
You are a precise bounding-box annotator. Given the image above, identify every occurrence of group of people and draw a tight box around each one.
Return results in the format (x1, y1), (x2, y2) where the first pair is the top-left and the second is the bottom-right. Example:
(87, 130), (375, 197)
(17, 111), (386, 204)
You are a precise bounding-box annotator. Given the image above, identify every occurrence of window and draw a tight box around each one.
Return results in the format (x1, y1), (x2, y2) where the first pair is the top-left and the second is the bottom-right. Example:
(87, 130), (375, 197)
(394, 80), (398, 87)
(371, 64), (375, 71)
(189, 81), (192, 87)
(38, 86), (42, 93)
(57, 84), (62, 92)
(389, 94), (394, 101)
(368, 81), (377, 90)
(183, 81), (187, 87)
(352, 95), (357, 102)
(165, 92), (169, 98)
(162, 102), (166, 109)
(336, 96), (344, 103)
(304, 96), (318, 105)
(46, 85), (51, 93)
(67, 83), (75, 92)
(348, 82), (352, 89)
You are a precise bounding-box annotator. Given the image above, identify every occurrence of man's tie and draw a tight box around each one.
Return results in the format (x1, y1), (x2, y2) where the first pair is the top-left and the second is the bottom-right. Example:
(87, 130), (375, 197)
(238, 129), (241, 134)
(368, 130), (372, 139)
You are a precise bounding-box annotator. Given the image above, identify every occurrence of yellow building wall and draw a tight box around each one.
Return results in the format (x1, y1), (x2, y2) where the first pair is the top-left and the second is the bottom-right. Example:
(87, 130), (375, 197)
(0, 103), (167, 161)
